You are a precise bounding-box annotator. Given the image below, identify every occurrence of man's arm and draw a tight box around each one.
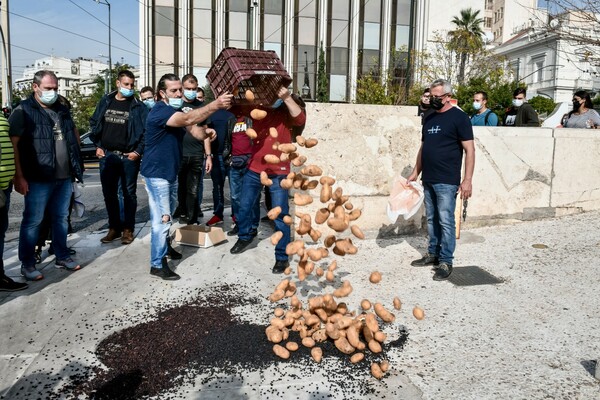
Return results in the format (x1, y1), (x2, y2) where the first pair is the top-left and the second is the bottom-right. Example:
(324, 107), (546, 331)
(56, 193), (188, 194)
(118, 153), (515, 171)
(203, 137), (213, 173)
(407, 144), (423, 182)
(166, 93), (232, 128)
(525, 105), (540, 127)
(459, 140), (475, 199)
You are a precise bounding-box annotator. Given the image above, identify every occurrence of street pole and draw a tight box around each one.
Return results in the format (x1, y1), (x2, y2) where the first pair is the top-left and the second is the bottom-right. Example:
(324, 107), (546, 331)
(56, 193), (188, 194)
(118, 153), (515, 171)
(0, 0), (12, 110)
(96, 0), (112, 93)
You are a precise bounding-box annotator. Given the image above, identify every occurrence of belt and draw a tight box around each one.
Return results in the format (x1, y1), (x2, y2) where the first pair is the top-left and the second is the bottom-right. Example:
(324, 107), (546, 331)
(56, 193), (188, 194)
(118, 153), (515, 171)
(106, 150), (126, 156)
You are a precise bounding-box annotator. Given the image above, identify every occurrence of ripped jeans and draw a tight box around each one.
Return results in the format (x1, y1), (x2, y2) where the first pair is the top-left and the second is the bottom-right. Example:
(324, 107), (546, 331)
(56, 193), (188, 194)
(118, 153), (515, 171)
(144, 177), (178, 268)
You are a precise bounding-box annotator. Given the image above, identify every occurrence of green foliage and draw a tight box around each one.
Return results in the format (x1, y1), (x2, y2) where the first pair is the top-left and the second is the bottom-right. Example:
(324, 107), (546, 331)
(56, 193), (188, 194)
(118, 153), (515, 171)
(448, 8), (484, 85)
(202, 84), (215, 102)
(355, 75), (392, 105)
(12, 82), (33, 106)
(316, 43), (329, 103)
(455, 75), (521, 122)
(355, 48), (412, 105)
(528, 96), (556, 116)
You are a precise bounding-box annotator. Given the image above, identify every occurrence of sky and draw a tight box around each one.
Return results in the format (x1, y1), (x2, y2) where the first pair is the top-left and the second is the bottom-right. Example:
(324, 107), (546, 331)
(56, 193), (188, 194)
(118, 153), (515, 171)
(7, 0), (139, 80)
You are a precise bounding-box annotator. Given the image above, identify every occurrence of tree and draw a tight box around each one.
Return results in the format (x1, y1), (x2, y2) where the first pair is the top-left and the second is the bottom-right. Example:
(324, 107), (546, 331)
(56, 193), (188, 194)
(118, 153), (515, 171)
(528, 95), (556, 116)
(12, 82), (33, 107)
(447, 8), (484, 85)
(316, 43), (329, 102)
(539, 1), (600, 47)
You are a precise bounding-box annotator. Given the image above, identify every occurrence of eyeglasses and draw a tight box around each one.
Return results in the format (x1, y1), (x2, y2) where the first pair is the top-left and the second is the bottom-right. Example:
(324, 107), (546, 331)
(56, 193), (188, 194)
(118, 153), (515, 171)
(429, 93), (450, 101)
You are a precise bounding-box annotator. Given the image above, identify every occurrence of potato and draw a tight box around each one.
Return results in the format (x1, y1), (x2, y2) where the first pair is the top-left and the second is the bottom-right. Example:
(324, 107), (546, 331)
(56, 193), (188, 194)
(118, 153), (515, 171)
(327, 260), (337, 272)
(319, 247), (329, 258)
(312, 328), (328, 342)
(325, 270), (335, 282)
(351, 224), (365, 239)
(300, 165), (323, 177)
(293, 192), (313, 206)
(327, 217), (349, 233)
(368, 339), (382, 353)
(361, 299), (372, 310)
(304, 261), (315, 275)
(275, 279), (290, 292)
(331, 187), (343, 201)
(296, 136), (306, 147)
(365, 313), (379, 333)
(324, 235), (336, 248)
(270, 231), (284, 246)
(314, 208), (329, 225)
(302, 337), (316, 348)
(362, 325), (374, 343)
(315, 267), (324, 277)
(278, 143), (297, 153)
(264, 154), (280, 164)
(374, 331), (387, 343)
(266, 327), (283, 343)
(393, 297), (402, 310)
(380, 360), (390, 373)
(244, 89), (255, 101)
(284, 283), (296, 298)
(284, 267), (292, 275)
(326, 323), (342, 340)
(319, 176), (335, 186)
(283, 215), (293, 225)
(268, 206), (282, 220)
(334, 337), (355, 354)
(346, 325), (361, 348)
(296, 214), (312, 235)
(270, 317), (286, 330)
(246, 127), (257, 139)
(333, 280), (353, 298)
(257, 171), (272, 186)
(285, 341), (299, 352)
(335, 316), (354, 330)
(344, 202), (354, 210)
(274, 307), (284, 317)
(273, 344), (290, 359)
(314, 308), (328, 322)
(269, 289), (285, 302)
(350, 353), (365, 364)
(323, 294), (337, 311)
(271, 141), (280, 151)
(290, 295), (301, 309)
(301, 180), (319, 190)
(280, 178), (293, 189)
(251, 108), (267, 120)
(308, 228), (321, 242)
(413, 306), (425, 320)
(369, 271), (382, 283)
(374, 303), (395, 323)
(297, 264), (306, 281)
(308, 295), (324, 310)
(291, 155), (307, 167)
(371, 362), (384, 379)
(285, 240), (305, 255)
(320, 183), (332, 203)
(269, 127), (278, 138)
(307, 248), (322, 262)
(348, 209), (362, 221)
(304, 138), (318, 148)
(311, 347), (323, 363)
(333, 205), (345, 220)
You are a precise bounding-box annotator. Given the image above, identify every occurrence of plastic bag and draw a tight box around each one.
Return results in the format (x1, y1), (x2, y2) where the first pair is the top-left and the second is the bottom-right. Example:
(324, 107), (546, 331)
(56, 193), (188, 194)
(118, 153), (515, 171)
(386, 175), (424, 222)
(73, 182), (85, 218)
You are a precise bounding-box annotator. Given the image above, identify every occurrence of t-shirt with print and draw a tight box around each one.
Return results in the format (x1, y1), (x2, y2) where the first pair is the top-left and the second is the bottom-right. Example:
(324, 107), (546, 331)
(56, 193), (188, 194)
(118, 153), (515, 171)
(231, 116), (253, 156)
(101, 97), (132, 151)
(141, 101), (186, 182)
(181, 99), (207, 157)
(421, 107), (473, 186)
(43, 107), (71, 179)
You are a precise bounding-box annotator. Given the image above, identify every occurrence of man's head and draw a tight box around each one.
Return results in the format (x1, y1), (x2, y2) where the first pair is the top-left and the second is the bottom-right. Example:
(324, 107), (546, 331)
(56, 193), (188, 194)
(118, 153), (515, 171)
(473, 91), (488, 112)
(181, 74), (198, 103)
(429, 79), (453, 112)
(156, 73), (183, 109)
(116, 70), (135, 99)
(32, 70), (59, 107)
(512, 88), (526, 108)
(140, 85), (155, 109)
(196, 87), (205, 103)
(420, 88), (431, 107)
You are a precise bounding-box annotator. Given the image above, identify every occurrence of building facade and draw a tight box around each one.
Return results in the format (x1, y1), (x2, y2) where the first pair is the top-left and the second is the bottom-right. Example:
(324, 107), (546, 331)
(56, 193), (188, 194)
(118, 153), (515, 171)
(138, 0), (416, 102)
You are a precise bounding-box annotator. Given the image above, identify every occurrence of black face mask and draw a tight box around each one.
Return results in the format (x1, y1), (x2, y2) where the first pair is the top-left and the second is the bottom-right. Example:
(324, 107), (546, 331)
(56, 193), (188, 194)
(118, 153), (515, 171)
(430, 97), (444, 110)
(420, 101), (430, 110)
(572, 101), (581, 110)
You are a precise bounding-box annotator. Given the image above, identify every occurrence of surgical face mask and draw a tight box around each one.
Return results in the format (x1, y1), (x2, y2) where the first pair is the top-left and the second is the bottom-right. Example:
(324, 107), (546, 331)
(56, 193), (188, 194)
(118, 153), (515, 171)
(572, 100), (581, 110)
(183, 89), (197, 101)
(168, 97), (183, 109)
(143, 98), (155, 109)
(430, 96), (444, 110)
(472, 102), (482, 111)
(271, 98), (284, 108)
(39, 89), (58, 106)
(119, 87), (134, 98)
(512, 99), (524, 108)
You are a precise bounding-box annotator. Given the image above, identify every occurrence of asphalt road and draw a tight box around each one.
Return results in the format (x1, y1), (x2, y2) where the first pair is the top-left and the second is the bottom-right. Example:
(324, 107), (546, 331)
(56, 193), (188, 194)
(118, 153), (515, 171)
(5, 162), (231, 242)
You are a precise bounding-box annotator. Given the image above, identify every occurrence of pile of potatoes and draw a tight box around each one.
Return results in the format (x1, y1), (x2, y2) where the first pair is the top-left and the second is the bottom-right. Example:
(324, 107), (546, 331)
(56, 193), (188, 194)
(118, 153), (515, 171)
(250, 104), (424, 379)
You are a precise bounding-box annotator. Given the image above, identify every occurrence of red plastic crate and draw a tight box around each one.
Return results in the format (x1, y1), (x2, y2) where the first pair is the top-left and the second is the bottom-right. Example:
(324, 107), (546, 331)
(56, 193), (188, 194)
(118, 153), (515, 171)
(207, 48), (292, 106)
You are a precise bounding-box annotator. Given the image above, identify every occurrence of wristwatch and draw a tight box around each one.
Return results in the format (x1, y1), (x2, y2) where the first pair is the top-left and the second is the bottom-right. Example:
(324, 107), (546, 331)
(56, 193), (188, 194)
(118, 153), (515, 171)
(206, 154), (213, 158)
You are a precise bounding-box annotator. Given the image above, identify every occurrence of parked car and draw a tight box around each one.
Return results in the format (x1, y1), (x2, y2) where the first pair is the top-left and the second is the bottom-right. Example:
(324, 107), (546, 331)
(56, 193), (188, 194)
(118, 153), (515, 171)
(79, 132), (97, 161)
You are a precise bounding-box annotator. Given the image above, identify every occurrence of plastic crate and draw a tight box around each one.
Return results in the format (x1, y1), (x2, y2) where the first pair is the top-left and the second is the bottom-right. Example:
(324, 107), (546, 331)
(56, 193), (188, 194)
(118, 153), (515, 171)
(206, 48), (292, 106)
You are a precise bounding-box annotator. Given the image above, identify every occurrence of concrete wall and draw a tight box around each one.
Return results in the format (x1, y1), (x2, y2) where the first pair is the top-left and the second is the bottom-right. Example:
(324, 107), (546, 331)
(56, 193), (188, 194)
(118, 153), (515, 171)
(292, 103), (600, 235)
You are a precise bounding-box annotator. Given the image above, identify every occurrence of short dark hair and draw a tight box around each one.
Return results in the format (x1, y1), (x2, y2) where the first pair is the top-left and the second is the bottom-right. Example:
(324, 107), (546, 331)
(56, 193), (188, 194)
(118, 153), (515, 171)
(573, 90), (593, 109)
(474, 91), (488, 101)
(33, 70), (58, 86)
(117, 70), (135, 81)
(156, 74), (180, 100)
(140, 86), (154, 95)
(197, 87), (205, 95)
(422, 88), (430, 95)
(181, 74), (198, 84)
(513, 87), (527, 97)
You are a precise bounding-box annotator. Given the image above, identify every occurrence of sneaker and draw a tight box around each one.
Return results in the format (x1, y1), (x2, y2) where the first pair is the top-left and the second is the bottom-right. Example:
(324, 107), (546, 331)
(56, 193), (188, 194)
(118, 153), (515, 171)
(227, 225), (239, 236)
(101, 228), (121, 243)
(167, 245), (182, 260)
(433, 263), (453, 281)
(55, 257), (82, 271)
(21, 265), (43, 281)
(206, 215), (223, 226)
(411, 253), (439, 267)
(34, 248), (42, 264)
(272, 260), (289, 274)
(150, 258), (180, 280)
(48, 246), (76, 256)
(230, 238), (253, 254)
(0, 275), (29, 291)
(121, 228), (135, 245)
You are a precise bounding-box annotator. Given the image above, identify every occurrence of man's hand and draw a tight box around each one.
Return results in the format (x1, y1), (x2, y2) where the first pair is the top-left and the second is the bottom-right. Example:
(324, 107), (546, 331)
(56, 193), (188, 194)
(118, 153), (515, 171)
(126, 152), (140, 161)
(407, 170), (419, 182)
(205, 128), (217, 142)
(14, 175), (28, 195)
(459, 179), (472, 200)
(215, 93), (233, 110)
(277, 86), (291, 100)
(96, 148), (106, 158)
(205, 156), (213, 173)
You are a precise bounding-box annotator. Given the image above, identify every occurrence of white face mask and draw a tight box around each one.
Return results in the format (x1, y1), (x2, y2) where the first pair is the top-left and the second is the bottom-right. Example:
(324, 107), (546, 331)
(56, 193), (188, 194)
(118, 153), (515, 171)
(512, 99), (524, 108)
(39, 89), (58, 105)
(472, 102), (482, 111)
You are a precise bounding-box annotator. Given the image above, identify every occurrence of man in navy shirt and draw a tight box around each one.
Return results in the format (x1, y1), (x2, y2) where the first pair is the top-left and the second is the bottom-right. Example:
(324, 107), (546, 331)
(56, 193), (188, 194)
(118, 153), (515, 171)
(408, 79), (475, 281)
(141, 74), (232, 280)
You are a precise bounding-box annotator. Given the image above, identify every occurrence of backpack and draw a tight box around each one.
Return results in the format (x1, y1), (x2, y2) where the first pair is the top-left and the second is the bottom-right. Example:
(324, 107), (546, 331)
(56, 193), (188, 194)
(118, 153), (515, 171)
(473, 110), (500, 126)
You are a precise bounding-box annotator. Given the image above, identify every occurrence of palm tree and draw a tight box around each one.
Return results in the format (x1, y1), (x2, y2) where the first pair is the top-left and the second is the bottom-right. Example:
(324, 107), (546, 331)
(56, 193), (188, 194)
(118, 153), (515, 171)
(448, 8), (484, 85)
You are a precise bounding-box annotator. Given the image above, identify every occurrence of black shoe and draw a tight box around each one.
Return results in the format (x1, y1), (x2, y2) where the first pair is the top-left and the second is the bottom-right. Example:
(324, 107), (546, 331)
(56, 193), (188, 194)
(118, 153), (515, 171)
(250, 229), (258, 238)
(0, 275), (29, 292)
(230, 238), (253, 254)
(168, 245), (182, 260)
(272, 260), (289, 274)
(34, 248), (42, 264)
(411, 253), (439, 267)
(198, 211), (204, 218)
(433, 263), (453, 281)
(227, 225), (239, 236)
(151, 259), (180, 281)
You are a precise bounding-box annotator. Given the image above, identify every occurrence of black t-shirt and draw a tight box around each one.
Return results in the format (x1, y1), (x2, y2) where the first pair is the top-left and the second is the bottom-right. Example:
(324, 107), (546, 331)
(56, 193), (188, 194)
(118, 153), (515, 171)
(101, 97), (132, 151)
(181, 99), (206, 156)
(421, 107), (473, 186)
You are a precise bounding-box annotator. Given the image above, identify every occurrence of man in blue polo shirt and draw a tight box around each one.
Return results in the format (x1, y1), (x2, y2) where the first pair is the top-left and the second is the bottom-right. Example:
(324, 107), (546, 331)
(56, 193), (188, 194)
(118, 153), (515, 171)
(407, 79), (476, 281)
(470, 91), (499, 127)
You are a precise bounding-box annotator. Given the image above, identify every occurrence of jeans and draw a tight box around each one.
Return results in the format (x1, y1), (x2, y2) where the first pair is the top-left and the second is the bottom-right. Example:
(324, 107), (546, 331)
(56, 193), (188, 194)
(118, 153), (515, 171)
(237, 171), (289, 261)
(210, 154), (229, 218)
(423, 182), (459, 265)
(144, 177), (178, 268)
(229, 165), (259, 227)
(19, 179), (72, 267)
(99, 153), (140, 231)
(0, 185), (11, 272)
(177, 156), (204, 222)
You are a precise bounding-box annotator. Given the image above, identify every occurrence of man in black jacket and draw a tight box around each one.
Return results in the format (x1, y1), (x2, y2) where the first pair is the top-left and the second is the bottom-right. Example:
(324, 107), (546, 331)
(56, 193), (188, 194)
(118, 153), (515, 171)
(9, 70), (84, 281)
(90, 70), (148, 245)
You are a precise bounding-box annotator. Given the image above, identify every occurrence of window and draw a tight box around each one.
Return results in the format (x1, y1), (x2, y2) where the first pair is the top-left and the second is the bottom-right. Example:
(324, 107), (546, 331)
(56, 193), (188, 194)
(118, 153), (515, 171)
(227, 0), (248, 12)
(362, 23), (380, 50)
(363, 0), (381, 23)
(396, 0), (412, 25)
(485, 17), (492, 28)
(155, 6), (175, 36)
(486, 0), (493, 10)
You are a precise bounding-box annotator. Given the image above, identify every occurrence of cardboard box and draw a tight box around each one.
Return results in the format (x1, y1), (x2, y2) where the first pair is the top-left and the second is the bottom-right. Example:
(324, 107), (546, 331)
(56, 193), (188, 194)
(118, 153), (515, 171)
(174, 225), (227, 248)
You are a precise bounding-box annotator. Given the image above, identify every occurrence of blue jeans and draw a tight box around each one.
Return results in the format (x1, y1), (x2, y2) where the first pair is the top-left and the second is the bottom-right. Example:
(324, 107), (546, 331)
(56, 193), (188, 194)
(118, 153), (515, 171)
(144, 177), (177, 268)
(423, 182), (459, 265)
(229, 165), (259, 227)
(237, 171), (289, 261)
(210, 154), (230, 218)
(19, 179), (72, 267)
(99, 153), (140, 231)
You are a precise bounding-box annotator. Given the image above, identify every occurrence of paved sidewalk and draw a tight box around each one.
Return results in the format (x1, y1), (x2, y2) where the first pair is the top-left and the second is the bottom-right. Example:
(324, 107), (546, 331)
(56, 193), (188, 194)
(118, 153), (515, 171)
(1, 211), (599, 399)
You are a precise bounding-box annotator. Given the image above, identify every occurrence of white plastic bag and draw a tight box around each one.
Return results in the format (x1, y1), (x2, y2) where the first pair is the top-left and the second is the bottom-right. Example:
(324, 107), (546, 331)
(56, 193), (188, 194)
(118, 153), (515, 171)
(386, 175), (424, 222)
(73, 182), (85, 218)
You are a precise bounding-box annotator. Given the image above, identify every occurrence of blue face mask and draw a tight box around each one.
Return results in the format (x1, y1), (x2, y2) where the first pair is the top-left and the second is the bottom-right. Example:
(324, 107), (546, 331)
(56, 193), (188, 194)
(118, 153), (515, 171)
(168, 97), (183, 109)
(39, 90), (58, 106)
(472, 102), (482, 111)
(271, 98), (284, 108)
(183, 90), (197, 101)
(143, 99), (155, 109)
(119, 87), (134, 98)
